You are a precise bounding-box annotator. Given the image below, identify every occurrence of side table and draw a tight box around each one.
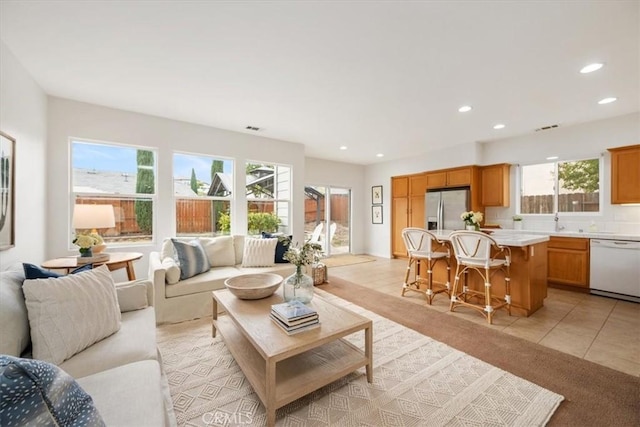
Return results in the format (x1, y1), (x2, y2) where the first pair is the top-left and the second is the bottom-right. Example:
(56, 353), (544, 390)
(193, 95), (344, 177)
(41, 252), (143, 281)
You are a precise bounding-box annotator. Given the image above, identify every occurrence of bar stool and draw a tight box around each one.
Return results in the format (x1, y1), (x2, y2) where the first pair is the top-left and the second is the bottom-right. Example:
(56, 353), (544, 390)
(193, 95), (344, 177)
(401, 227), (451, 304)
(449, 230), (511, 324)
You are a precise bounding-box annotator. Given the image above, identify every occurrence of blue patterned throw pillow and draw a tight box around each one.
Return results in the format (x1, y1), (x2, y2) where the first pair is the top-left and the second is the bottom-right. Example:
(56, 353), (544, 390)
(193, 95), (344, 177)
(23, 263), (93, 279)
(171, 238), (211, 280)
(0, 355), (105, 426)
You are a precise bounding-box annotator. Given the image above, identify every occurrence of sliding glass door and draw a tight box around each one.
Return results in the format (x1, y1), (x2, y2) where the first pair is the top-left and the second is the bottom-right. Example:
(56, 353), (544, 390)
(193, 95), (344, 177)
(304, 186), (351, 256)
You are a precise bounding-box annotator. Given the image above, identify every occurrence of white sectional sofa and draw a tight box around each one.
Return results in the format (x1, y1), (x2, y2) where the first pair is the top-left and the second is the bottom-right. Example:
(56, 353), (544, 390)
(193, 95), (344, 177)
(0, 265), (175, 426)
(150, 235), (295, 324)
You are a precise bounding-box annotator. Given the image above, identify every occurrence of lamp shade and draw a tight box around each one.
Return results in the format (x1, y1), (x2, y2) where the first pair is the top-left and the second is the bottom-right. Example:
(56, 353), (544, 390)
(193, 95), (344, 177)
(72, 205), (116, 230)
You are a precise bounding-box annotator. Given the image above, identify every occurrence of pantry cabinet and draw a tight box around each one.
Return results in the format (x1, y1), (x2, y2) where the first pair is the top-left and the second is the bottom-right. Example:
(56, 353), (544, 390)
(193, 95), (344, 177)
(608, 144), (640, 204)
(547, 236), (589, 289)
(481, 163), (510, 207)
(391, 174), (428, 257)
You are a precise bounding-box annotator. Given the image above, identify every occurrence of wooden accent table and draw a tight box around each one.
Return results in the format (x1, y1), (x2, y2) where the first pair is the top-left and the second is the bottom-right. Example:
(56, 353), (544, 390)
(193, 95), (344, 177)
(212, 289), (373, 427)
(41, 252), (143, 281)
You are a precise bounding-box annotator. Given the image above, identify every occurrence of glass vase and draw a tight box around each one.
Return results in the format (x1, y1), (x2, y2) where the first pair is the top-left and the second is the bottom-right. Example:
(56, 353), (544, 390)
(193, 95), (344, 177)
(283, 265), (314, 304)
(465, 224), (480, 231)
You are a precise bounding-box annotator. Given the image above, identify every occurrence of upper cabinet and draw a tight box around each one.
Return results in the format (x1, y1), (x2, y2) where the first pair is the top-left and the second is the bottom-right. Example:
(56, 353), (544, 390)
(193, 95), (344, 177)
(480, 163), (511, 207)
(608, 144), (640, 204)
(426, 166), (472, 189)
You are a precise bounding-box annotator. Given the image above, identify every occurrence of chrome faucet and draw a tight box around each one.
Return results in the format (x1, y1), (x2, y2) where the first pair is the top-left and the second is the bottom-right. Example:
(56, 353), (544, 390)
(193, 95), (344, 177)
(554, 212), (565, 232)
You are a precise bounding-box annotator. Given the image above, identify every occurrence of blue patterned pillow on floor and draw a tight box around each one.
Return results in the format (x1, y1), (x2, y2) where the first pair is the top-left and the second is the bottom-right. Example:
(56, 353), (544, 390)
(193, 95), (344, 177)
(0, 355), (105, 426)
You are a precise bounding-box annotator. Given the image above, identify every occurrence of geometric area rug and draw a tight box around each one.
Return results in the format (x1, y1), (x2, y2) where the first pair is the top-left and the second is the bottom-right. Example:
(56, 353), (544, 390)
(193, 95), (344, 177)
(157, 290), (563, 426)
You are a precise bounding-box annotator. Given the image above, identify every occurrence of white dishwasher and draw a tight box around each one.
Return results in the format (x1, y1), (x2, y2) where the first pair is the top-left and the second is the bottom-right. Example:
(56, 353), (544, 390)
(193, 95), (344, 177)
(590, 239), (640, 303)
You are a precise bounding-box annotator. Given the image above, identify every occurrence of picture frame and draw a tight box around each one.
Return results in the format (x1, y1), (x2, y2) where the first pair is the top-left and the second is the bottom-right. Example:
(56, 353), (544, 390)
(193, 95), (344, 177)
(372, 205), (383, 224)
(0, 131), (16, 250)
(372, 185), (383, 205)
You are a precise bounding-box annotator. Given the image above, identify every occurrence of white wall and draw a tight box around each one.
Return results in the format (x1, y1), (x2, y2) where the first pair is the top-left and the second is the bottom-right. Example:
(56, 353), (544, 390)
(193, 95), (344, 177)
(481, 113), (640, 234)
(304, 157), (365, 254)
(0, 42), (48, 270)
(47, 97), (307, 280)
(363, 114), (640, 257)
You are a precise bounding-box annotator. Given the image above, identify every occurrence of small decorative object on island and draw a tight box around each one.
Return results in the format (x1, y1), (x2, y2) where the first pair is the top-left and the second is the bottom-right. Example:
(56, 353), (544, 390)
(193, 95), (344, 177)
(513, 215), (523, 230)
(461, 211), (483, 231)
(282, 238), (323, 303)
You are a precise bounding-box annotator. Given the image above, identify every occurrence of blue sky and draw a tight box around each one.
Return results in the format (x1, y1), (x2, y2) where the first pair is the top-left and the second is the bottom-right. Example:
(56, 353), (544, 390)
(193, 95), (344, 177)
(72, 141), (232, 183)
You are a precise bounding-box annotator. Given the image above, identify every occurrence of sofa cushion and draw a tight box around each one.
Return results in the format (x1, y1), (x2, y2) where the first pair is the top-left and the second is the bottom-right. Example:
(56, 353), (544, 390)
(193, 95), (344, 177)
(262, 232), (292, 263)
(59, 306), (157, 378)
(22, 265), (122, 365)
(0, 268), (30, 357)
(160, 238), (176, 261)
(22, 262), (92, 279)
(233, 235), (245, 265)
(165, 266), (239, 298)
(171, 238), (211, 280)
(242, 237), (277, 267)
(115, 281), (149, 312)
(77, 360), (166, 427)
(161, 257), (181, 284)
(0, 355), (105, 426)
(200, 235), (236, 267)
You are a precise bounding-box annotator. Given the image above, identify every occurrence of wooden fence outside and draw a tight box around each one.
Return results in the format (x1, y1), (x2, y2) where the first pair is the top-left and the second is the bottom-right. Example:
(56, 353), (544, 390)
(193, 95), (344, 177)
(521, 193), (599, 214)
(304, 194), (349, 224)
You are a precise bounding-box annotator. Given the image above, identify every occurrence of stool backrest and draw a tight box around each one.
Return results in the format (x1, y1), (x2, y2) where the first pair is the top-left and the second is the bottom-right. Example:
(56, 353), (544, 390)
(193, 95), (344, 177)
(402, 227), (439, 255)
(449, 231), (500, 268)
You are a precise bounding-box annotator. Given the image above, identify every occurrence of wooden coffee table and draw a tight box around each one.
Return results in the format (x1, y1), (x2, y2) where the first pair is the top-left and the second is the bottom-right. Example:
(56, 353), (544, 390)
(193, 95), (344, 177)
(212, 289), (373, 427)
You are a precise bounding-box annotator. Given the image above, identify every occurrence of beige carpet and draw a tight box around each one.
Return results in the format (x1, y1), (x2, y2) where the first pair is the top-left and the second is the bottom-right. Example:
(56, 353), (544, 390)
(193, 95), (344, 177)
(157, 290), (563, 426)
(321, 254), (376, 268)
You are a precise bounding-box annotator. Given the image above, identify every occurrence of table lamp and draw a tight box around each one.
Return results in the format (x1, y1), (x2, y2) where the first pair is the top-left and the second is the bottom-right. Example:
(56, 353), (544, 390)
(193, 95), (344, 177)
(72, 204), (116, 254)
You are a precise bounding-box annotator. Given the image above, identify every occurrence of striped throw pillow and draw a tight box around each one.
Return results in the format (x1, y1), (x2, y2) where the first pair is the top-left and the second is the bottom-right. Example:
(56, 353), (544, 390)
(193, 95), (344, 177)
(171, 238), (211, 280)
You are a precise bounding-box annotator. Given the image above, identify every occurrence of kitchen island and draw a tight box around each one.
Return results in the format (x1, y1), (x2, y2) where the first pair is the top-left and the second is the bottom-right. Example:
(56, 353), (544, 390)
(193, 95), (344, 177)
(428, 230), (550, 317)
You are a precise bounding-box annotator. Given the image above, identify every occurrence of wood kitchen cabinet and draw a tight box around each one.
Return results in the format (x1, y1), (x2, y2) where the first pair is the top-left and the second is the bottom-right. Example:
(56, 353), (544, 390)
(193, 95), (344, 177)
(608, 144), (640, 204)
(481, 163), (511, 207)
(547, 236), (589, 289)
(391, 174), (428, 257)
(426, 166), (472, 189)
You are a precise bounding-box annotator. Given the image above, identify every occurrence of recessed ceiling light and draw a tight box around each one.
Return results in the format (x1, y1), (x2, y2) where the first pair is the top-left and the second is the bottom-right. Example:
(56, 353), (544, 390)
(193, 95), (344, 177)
(580, 63), (604, 73)
(493, 124), (505, 130)
(458, 105), (472, 113)
(598, 97), (617, 105)
(546, 156), (559, 160)
(376, 153), (384, 158)
(339, 146), (347, 150)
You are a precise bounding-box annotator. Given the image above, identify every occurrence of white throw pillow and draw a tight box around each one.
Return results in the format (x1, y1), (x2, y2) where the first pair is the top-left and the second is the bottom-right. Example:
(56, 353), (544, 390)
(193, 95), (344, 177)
(161, 257), (181, 284)
(160, 238), (176, 261)
(22, 264), (122, 365)
(115, 281), (149, 312)
(200, 236), (236, 267)
(242, 238), (277, 267)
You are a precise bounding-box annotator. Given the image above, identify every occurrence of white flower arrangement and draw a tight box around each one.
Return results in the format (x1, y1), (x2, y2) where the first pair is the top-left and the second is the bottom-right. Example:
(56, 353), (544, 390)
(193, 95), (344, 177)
(73, 234), (98, 249)
(460, 211), (484, 226)
(282, 239), (323, 268)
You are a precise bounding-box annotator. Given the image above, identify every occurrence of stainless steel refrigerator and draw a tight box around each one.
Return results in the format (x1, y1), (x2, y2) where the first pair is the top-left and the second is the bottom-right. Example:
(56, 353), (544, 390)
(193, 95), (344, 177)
(425, 187), (470, 230)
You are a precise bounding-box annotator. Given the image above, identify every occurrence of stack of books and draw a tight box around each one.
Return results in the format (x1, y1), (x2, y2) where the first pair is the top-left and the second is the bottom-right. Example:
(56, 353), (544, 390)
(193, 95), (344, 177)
(270, 300), (319, 335)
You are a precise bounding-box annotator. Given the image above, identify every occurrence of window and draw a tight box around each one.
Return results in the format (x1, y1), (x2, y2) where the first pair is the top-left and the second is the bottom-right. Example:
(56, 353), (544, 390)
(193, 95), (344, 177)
(174, 153), (234, 236)
(520, 158), (601, 214)
(246, 162), (291, 235)
(71, 140), (157, 244)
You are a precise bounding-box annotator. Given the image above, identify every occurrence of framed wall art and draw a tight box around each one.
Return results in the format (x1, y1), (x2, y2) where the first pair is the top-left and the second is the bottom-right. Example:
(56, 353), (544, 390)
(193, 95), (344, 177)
(372, 205), (383, 224)
(0, 131), (15, 250)
(372, 185), (383, 205)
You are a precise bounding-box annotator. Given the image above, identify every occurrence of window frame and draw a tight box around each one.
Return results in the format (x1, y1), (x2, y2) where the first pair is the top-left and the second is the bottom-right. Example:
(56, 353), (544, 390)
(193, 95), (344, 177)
(173, 151), (234, 237)
(70, 138), (158, 248)
(517, 155), (603, 216)
(245, 160), (292, 235)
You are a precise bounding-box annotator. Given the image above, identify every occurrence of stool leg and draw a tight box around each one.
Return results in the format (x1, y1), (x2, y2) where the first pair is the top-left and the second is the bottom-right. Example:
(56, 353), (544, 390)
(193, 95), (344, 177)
(402, 258), (413, 296)
(485, 267), (493, 324)
(449, 265), (462, 312)
(426, 258), (434, 304)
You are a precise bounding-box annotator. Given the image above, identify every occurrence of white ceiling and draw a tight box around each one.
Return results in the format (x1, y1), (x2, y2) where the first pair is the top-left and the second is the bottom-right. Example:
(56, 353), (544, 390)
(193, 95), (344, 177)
(1, 1), (638, 165)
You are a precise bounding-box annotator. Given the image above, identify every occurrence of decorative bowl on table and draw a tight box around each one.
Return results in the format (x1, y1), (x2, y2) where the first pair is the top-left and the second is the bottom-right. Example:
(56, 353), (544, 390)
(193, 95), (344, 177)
(224, 273), (283, 300)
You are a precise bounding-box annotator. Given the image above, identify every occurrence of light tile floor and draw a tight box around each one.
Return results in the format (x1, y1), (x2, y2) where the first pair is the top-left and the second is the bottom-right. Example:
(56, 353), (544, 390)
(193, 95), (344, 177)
(328, 256), (640, 377)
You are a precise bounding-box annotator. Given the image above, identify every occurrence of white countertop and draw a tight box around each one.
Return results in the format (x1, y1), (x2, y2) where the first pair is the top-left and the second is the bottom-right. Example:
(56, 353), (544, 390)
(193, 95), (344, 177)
(430, 230), (549, 247)
(490, 229), (640, 242)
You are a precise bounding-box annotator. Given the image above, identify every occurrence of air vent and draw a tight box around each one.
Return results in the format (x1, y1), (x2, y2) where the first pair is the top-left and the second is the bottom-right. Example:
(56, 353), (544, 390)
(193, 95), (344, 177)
(535, 124), (560, 132)
(245, 125), (260, 131)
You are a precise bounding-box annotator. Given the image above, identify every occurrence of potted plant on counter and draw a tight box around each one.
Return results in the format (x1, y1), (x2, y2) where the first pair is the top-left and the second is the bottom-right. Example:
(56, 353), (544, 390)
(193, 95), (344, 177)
(513, 215), (523, 230)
